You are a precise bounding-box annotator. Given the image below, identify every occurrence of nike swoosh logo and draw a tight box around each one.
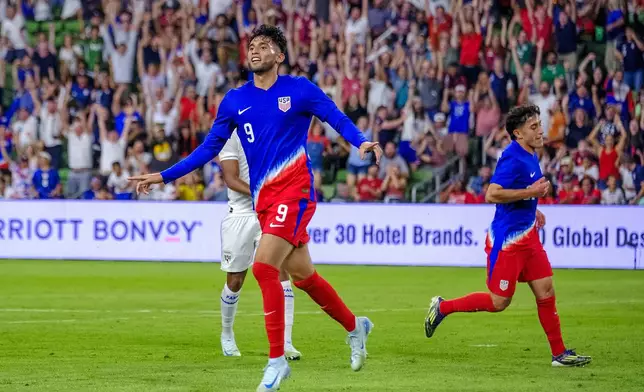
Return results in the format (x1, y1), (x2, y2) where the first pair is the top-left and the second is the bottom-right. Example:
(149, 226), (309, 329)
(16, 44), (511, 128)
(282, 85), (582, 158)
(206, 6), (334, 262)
(269, 223), (284, 228)
(264, 311), (276, 316)
(530, 172), (536, 177)
(238, 106), (251, 115)
(265, 373), (279, 388)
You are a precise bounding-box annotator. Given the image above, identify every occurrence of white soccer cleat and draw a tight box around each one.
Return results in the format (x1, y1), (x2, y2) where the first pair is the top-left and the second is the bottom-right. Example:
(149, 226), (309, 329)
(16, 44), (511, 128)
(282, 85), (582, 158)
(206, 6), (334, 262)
(346, 316), (374, 372)
(284, 342), (301, 361)
(256, 356), (291, 392)
(221, 335), (241, 357)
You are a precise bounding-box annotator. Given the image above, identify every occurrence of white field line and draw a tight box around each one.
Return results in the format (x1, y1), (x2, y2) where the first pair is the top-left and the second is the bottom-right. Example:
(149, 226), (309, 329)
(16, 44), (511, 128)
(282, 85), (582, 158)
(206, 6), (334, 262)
(6, 317), (131, 324)
(0, 298), (642, 317)
(2, 299), (642, 325)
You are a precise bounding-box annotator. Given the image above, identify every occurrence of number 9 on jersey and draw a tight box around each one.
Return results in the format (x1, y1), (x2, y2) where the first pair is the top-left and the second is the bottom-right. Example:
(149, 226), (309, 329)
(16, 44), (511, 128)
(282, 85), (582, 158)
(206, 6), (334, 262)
(244, 123), (255, 143)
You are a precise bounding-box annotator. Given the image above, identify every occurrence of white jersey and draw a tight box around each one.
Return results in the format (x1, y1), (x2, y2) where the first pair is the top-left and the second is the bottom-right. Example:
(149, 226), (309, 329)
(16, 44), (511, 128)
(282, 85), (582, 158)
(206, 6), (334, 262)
(218, 130), (253, 214)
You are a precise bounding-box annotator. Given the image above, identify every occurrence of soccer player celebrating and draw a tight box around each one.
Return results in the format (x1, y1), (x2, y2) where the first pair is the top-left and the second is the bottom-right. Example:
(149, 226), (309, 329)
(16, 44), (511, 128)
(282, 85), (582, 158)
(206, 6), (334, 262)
(217, 130), (300, 360)
(129, 25), (382, 391)
(424, 105), (592, 367)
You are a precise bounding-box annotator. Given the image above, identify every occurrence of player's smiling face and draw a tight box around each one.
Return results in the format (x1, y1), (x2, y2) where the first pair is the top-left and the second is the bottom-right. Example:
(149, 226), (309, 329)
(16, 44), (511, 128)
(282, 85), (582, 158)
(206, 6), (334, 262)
(516, 115), (544, 149)
(248, 36), (284, 74)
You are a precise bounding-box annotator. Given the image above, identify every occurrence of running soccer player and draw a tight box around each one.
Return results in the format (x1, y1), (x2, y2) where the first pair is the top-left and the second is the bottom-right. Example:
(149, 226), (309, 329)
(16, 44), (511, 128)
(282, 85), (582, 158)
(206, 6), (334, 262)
(129, 25), (382, 391)
(218, 130), (300, 360)
(424, 104), (592, 367)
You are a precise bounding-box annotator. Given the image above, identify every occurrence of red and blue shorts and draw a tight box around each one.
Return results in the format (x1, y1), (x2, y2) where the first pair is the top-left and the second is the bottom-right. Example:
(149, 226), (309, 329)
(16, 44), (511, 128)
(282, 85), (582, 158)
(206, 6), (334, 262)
(257, 198), (316, 247)
(485, 235), (553, 297)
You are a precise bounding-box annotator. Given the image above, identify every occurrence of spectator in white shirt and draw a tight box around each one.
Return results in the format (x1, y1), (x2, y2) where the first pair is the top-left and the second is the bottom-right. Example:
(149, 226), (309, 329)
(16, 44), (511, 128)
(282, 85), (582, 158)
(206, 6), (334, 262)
(152, 86), (182, 137)
(601, 175), (626, 205)
(11, 108), (38, 152)
(1, 5), (27, 61)
(126, 140), (152, 177)
(97, 107), (129, 176)
(527, 81), (557, 138)
(34, 94), (64, 169)
(188, 39), (225, 96)
(345, 0), (369, 45)
(64, 109), (94, 197)
(574, 155), (600, 182)
(139, 182), (177, 201)
(106, 26), (139, 86)
(107, 161), (133, 200)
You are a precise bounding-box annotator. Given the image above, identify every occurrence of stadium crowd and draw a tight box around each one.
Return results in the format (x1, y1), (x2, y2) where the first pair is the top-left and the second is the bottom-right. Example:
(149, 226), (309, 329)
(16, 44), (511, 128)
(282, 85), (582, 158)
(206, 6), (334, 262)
(0, 0), (643, 205)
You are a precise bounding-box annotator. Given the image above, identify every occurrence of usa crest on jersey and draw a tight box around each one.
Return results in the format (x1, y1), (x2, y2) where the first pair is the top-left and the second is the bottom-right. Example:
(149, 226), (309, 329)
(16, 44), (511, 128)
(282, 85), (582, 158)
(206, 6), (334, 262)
(278, 96), (291, 112)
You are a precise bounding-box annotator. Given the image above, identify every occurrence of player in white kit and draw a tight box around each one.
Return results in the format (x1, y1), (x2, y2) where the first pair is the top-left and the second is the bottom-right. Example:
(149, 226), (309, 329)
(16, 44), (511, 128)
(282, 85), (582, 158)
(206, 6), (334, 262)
(218, 130), (301, 360)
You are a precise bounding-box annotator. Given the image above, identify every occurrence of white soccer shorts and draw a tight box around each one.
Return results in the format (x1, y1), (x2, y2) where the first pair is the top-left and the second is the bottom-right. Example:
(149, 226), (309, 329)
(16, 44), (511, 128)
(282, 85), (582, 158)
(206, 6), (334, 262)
(220, 213), (262, 273)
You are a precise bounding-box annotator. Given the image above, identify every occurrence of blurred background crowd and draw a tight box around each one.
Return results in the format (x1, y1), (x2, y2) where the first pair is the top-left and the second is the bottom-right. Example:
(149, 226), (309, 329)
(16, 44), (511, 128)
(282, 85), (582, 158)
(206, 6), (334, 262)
(0, 0), (643, 205)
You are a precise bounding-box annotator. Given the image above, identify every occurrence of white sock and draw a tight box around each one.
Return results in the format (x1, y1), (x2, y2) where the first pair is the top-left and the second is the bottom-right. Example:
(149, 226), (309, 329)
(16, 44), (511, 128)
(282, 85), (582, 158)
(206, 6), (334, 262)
(282, 280), (294, 345)
(221, 284), (240, 339)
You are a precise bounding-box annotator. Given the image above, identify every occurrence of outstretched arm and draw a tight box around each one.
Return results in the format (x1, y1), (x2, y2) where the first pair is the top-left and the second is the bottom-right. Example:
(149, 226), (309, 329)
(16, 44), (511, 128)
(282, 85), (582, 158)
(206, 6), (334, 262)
(160, 95), (236, 183)
(300, 77), (368, 149)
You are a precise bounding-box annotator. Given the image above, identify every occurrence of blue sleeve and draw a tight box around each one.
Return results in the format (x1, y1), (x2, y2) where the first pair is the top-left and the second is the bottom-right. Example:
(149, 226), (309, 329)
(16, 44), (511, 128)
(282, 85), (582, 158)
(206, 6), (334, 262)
(300, 78), (368, 148)
(490, 153), (519, 188)
(160, 93), (235, 183)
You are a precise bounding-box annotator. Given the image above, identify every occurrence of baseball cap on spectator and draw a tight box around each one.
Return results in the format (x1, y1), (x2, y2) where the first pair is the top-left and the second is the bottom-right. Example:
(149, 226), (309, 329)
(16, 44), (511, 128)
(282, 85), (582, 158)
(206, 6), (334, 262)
(455, 85), (467, 93)
(560, 157), (573, 167)
(39, 152), (52, 162)
(434, 113), (446, 123)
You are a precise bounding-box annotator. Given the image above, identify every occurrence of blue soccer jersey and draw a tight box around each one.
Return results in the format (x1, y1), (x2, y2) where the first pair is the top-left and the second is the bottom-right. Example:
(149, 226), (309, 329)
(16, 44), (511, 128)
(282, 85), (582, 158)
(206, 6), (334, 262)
(161, 75), (367, 212)
(487, 141), (542, 253)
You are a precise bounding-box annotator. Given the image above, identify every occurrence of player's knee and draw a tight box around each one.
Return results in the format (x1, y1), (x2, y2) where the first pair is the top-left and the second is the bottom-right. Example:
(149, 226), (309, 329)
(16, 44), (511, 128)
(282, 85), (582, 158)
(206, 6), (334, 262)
(491, 295), (512, 312)
(536, 285), (555, 300)
(227, 274), (245, 292)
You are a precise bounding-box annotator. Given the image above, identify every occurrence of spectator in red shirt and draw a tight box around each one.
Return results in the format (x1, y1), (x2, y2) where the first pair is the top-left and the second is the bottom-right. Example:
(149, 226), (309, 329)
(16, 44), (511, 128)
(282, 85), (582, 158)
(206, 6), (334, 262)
(557, 174), (581, 204)
(579, 176), (601, 204)
(428, 5), (453, 51)
(381, 164), (407, 203)
(538, 183), (557, 205)
(439, 176), (476, 204)
(588, 123), (626, 189)
(356, 165), (383, 202)
(456, 15), (482, 86)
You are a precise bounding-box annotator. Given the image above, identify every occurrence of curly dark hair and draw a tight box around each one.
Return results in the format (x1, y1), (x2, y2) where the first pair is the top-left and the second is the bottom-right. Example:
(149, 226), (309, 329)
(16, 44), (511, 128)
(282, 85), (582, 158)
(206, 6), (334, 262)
(248, 24), (288, 54)
(505, 104), (541, 140)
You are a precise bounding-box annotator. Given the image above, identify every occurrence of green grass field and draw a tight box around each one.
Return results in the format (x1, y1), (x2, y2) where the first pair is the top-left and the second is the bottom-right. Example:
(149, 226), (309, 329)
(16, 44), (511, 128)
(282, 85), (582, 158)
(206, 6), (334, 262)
(1, 260), (643, 392)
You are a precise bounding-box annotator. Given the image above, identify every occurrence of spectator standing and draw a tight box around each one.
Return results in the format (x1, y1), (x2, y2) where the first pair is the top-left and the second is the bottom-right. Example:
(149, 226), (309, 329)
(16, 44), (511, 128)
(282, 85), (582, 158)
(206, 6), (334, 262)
(307, 121), (332, 190)
(98, 108), (129, 177)
(345, 116), (372, 192)
(441, 84), (472, 173)
(32, 152), (61, 199)
(588, 123), (626, 189)
(107, 161), (133, 200)
(11, 107), (38, 154)
(400, 82), (429, 170)
(64, 109), (94, 197)
(617, 27), (644, 92)
(33, 94), (64, 170)
(2, 4), (28, 61)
